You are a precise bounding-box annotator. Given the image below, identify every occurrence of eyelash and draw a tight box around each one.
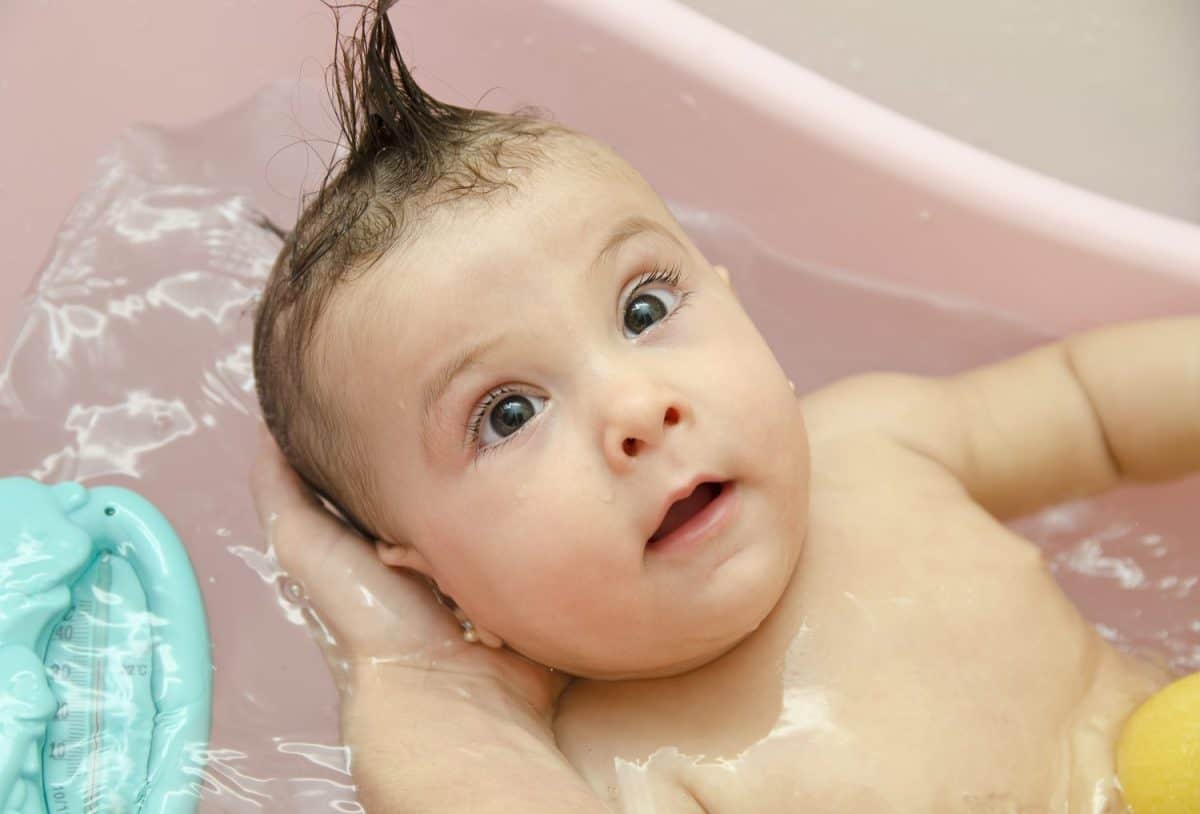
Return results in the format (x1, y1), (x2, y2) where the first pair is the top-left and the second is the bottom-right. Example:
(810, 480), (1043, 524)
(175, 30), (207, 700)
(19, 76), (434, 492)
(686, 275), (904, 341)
(464, 264), (691, 459)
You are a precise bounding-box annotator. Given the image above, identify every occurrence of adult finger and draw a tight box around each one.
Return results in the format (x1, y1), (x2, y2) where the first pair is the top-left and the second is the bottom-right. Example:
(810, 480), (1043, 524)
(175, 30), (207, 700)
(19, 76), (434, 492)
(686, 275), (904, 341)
(248, 427), (358, 576)
(249, 427), (323, 525)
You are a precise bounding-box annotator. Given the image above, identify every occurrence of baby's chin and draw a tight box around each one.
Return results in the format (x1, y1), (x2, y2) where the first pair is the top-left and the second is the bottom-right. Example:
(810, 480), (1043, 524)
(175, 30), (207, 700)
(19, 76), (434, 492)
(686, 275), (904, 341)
(540, 591), (789, 681)
(556, 527), (802, 680)
(504, 472), (808, 680)
(541, 620), (762, 682)
(604, 635), (759, 681)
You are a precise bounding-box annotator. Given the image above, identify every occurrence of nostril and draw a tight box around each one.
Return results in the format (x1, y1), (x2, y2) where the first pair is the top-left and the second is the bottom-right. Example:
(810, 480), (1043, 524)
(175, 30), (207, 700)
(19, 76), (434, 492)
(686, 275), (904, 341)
(622, 437), (638, 456)
(664, 406), (679, 426)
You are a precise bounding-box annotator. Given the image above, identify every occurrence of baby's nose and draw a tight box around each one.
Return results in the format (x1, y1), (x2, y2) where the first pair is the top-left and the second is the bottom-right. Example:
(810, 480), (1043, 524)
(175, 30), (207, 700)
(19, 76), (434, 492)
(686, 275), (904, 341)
(602, 387), (688, 470)
(621, 404), (682, 456)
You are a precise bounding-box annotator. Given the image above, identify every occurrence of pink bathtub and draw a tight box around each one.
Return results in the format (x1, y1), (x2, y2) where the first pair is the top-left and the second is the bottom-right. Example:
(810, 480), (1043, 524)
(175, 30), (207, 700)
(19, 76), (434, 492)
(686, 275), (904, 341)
(2, 1), (1197, 810)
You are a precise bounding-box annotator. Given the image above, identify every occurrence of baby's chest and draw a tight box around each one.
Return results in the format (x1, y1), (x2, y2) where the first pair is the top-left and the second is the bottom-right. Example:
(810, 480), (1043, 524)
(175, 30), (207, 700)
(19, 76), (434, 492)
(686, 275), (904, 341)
(556, 688), (868, 813)
(556, 678), (966, 814)
(556, 506), (1110, 812)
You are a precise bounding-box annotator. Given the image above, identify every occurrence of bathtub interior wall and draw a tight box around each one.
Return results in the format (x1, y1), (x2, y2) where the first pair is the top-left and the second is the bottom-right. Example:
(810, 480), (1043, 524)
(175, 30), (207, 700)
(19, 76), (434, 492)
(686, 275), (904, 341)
(4, 0), (1200, 345)
(1, 3), (1198, 812)
(391, 1), (1200, 333)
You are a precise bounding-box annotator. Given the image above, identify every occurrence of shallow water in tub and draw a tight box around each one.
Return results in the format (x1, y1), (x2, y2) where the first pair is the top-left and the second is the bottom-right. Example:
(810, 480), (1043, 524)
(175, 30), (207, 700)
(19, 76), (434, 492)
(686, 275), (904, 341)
(0, 88), (1194, 811)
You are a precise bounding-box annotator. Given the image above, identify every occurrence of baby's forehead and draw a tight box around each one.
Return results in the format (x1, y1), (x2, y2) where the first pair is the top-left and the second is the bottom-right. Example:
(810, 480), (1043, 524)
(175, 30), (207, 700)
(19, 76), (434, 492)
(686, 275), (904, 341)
(332, 139), (675, 351)
(388, 147), (666, 278)
(449, 136), (653, 226)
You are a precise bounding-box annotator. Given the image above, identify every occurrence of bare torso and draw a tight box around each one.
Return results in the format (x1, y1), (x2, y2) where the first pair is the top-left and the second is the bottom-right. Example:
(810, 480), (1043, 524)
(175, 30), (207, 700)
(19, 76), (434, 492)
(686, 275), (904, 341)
(555, 431), (1166, 813)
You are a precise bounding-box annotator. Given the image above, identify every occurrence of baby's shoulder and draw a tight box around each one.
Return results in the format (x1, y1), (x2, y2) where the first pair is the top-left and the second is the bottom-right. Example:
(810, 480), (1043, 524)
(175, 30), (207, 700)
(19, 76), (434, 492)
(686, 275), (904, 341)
(799, 373), (962, 485)
(800, 372), (947, 446)
(797, 373), (991, 525)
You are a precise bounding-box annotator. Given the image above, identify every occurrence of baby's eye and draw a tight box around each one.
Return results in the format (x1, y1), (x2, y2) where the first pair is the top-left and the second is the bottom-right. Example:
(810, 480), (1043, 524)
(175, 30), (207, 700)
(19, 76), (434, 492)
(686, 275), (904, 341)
(469, 388), (548, 451)
(623, 266), (686, 338)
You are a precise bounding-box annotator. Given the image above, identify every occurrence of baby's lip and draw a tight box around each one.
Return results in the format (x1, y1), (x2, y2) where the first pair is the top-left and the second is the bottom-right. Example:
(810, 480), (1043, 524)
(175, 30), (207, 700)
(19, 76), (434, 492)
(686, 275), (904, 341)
(646, 473), (727, 544)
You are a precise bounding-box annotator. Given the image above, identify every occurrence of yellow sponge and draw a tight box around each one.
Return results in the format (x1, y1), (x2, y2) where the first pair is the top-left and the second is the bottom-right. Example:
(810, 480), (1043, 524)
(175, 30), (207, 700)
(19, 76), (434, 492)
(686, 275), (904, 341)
(1116, 671), (1200, 814)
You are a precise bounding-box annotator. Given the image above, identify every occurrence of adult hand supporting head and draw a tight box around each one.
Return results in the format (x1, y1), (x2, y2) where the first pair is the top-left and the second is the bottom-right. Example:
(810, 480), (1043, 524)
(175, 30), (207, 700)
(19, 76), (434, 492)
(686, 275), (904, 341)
(248, 427), (568, 722)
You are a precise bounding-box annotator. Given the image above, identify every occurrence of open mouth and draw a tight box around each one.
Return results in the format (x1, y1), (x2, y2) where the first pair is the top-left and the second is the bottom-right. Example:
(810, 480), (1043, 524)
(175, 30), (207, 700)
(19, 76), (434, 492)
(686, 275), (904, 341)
(648, 481), (726, 545)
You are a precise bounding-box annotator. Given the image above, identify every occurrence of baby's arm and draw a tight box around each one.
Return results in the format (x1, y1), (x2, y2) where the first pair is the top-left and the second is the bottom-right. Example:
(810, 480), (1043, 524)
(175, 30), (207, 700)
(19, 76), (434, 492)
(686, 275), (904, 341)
(809, 317), (1200, 518)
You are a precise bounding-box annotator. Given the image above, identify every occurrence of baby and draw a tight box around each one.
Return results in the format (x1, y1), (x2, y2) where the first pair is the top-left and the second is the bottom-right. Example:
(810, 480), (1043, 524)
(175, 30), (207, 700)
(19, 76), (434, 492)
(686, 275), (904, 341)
(250, 5), (1198, 812)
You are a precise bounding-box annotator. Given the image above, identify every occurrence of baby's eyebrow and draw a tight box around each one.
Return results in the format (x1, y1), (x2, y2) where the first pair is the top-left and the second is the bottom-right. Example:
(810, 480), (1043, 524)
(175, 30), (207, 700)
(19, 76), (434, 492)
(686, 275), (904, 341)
(421, 336), (502, 441)
(418, 214), (684, 446)
(590, 215), (684, 277)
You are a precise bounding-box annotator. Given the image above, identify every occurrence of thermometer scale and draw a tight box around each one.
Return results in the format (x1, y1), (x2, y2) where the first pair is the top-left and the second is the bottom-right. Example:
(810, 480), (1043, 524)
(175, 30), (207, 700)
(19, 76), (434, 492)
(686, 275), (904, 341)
(43, 553), (155, 814)
(0, 479), (211, 814)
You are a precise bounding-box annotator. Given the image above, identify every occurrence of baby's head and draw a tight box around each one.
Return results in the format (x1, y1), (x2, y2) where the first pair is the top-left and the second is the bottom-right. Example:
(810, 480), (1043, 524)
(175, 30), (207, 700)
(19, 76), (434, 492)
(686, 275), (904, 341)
(254, 4), (809, 679)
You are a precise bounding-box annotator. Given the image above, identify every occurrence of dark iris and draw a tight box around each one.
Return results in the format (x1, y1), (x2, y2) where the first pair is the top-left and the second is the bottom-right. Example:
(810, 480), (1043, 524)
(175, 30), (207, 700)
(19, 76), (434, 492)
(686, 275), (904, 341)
(490, 395), (536, 438)
(624, 294), (668, 335)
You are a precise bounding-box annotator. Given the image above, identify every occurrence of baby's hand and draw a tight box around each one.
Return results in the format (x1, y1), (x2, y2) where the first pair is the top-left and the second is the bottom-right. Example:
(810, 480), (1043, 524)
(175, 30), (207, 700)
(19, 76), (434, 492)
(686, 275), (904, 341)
(248, 428), (567, 722)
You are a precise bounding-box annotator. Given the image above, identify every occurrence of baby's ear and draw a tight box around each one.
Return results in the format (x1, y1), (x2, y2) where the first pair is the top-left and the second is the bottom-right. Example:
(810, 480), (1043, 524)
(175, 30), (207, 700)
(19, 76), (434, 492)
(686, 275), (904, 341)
(375, 538), (433, 575)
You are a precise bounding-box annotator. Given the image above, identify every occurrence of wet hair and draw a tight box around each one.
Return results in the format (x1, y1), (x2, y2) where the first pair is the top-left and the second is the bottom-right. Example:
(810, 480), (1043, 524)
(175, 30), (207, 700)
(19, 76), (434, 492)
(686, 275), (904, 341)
(253, 1), (563, 537)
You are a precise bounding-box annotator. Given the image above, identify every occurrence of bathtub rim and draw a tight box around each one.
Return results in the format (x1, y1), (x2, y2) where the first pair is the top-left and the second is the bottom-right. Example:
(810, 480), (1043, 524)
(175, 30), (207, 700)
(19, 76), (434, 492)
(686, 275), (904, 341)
(557, 0), (1200, 280)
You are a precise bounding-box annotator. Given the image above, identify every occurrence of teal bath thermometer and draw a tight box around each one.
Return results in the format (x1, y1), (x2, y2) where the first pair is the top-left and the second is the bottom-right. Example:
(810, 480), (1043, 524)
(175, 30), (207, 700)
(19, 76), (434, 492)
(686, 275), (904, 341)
(0, 478), (212, 814)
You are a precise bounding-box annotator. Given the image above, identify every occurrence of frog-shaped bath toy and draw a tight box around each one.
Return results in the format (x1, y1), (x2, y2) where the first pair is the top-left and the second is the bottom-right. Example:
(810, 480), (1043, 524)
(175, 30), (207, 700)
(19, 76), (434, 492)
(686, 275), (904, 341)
(0, 478), (211, 814)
